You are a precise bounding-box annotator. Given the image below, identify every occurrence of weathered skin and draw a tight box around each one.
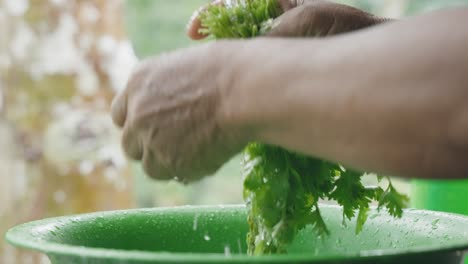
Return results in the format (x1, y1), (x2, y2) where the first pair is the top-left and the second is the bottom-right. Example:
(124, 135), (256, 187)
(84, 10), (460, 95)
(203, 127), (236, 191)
(112, 1), (468, 182)
(111, 45), (248, 182)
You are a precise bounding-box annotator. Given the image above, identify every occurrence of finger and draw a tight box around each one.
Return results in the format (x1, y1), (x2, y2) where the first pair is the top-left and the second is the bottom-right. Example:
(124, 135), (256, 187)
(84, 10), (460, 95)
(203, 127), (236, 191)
(187, 6), (207, 40)
(279, 0), (330, 11)
(278, 0), (297, 12)
(111, 91), (128, 128)
(186, 0), (224, 40)
(265, 2), (385, 38)
(122, 127), (143, 160)
(264, 6), (324, 38)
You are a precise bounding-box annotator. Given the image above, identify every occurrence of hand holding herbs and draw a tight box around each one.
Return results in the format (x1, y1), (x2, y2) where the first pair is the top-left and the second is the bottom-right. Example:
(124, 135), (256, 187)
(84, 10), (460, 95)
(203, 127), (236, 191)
(188, 0), (387, 40)
(110, 43), (250, 182)
(198, 0), (408, 255)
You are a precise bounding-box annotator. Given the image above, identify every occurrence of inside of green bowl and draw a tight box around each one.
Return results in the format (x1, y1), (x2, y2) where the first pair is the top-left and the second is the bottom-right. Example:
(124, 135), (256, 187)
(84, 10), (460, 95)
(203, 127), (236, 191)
(8, 205), (468, 260)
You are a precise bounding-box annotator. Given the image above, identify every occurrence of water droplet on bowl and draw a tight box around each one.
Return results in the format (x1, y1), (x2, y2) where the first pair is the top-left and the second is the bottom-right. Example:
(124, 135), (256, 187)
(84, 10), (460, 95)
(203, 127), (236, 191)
(369, 214), (379, 219)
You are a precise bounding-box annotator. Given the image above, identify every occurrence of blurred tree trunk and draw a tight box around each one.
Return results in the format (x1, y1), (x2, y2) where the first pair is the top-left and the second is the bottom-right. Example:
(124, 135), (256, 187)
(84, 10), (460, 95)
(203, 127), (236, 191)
(0, 0), (136, 263)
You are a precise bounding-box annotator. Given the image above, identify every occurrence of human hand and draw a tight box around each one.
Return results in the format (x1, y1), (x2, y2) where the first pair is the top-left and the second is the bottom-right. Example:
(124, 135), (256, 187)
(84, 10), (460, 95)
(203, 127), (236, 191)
(112, 0), (390, 183)
(111, 43), (249, 183)
(187, 0), (390, 39)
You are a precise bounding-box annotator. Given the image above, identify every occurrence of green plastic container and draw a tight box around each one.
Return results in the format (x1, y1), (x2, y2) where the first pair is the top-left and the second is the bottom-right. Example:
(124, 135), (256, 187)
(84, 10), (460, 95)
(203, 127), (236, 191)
(411, 179), (468, 215)
(411, 179), (468, 263)
(5, 205), (468, 264)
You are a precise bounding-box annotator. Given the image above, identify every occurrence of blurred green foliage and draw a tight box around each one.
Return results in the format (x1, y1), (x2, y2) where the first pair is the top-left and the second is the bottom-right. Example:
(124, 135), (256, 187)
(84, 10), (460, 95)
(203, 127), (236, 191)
(125, 0), (208, 57)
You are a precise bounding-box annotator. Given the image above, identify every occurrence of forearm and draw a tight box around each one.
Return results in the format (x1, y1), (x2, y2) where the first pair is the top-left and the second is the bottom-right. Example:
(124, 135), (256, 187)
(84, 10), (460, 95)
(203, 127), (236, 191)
(222, 7), (468, 179)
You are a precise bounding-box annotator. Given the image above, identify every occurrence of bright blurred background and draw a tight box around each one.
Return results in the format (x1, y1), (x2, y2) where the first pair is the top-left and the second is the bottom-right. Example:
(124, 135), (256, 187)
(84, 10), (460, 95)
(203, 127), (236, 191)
(1, 0), (467, 263)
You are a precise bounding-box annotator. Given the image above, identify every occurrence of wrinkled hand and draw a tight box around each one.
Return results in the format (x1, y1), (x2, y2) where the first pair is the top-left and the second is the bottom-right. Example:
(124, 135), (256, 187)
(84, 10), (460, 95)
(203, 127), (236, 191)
(113, 0), (389, 182)
(187, 0), (389, 39)
(111, 44), (248, 183)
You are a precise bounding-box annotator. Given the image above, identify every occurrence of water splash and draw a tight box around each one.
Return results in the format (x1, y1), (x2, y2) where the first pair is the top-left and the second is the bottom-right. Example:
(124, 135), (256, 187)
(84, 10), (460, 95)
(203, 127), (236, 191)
(193, 214), (199, 231)
(224, 245), (231, 257)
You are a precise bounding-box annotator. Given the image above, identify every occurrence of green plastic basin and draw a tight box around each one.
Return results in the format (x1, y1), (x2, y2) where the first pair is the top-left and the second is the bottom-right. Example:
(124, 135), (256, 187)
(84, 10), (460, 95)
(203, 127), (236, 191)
(411, 179), (468, 215)
(5, 205), (468, 263)
(411, 179), (468, 264)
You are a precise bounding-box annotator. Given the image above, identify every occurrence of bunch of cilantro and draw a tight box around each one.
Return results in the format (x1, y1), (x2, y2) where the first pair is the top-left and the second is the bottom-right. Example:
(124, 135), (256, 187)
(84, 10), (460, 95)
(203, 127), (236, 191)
(199, 0), (409, 255)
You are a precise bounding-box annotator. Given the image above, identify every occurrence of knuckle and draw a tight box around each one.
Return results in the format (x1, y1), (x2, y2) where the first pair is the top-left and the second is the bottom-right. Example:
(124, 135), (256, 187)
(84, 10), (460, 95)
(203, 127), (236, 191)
(126, 58), (157, 92)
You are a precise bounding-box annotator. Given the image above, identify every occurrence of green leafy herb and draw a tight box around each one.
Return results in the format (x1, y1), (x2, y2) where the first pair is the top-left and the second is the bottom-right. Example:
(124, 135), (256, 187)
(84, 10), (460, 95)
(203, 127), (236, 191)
(199, 0), (281, 39)
(200, 0), (409, 255)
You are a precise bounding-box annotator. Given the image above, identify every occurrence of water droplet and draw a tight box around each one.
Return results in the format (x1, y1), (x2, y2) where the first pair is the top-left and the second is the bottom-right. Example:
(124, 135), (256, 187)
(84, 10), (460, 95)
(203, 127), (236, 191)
(259, 232), (265, 241)
(204, 234), (211, 241)
(237, 239), (243, 254)
(369, 213), (379, 219)
(336, 238), (342, 246)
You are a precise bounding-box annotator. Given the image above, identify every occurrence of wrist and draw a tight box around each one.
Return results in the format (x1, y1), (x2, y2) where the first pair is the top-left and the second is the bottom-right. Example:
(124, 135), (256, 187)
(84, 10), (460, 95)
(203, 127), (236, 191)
(211, 40), (258, 146)
(216, 39), (286, 143)
(218, 38), (332, 146)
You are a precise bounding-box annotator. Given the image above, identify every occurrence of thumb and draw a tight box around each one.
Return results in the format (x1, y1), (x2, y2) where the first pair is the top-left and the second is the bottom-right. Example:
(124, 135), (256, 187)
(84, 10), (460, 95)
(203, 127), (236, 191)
(277, 0), (296, 12)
